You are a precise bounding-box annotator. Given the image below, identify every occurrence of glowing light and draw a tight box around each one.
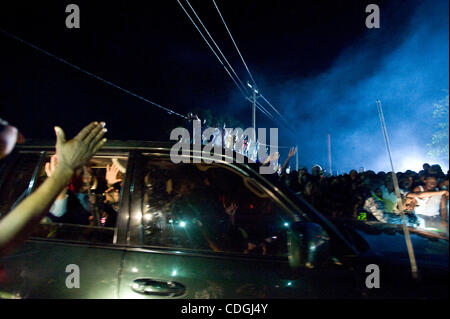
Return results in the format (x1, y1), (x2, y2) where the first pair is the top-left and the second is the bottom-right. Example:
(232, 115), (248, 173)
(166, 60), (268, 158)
(131, 283), (140, 290)
(179, 221), (186, 228)
(287, 281), (293, 287)
(398, 156), (428, 172)
(143, 213), (153, 222)
(171, 270), (177, 276)
(131, 267), (138, 273)
(284, 222), (289, 227)
(135, 213), (142, 221)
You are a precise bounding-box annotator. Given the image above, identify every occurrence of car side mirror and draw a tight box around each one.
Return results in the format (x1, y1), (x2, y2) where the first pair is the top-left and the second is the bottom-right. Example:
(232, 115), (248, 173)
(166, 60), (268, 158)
(287, 221), (330, 269)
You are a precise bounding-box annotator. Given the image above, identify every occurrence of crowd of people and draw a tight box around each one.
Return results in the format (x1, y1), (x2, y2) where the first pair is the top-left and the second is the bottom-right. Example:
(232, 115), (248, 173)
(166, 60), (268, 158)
(187, 116), (449, 235)
(0, 116), (448, 258)
(189, 117), (448, 236)
(277, 151), (449, 235)
(188, 114), (449, 236)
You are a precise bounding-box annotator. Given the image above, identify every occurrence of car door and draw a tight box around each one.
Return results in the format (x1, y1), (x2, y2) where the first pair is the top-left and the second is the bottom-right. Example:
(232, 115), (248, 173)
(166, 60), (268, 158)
(118, 152), (361, 298)
(0, 148), (131, 299)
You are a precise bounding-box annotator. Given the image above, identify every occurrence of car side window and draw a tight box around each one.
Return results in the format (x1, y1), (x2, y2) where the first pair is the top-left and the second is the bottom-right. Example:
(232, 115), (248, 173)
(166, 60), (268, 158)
(141, 158), (293, 256)
(0, 151), (129, 244)
(32, 154), (129, 244)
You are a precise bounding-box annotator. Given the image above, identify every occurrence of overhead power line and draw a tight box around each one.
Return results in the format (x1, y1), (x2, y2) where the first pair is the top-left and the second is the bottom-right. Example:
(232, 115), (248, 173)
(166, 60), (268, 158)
(176, 0), (275, 122)
(0, 28), (188, 120)
(259, 94), (296, 132)
(185, 0), (249, 96)
(210, 1), (295, 134)
(212, 0), (256, 86)
(176, 0), (247, 99)
(245, 96), (275, 121)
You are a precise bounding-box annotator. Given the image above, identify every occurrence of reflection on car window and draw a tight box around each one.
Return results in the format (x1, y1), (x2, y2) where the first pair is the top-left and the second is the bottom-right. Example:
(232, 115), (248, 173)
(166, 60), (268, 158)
(142, 159), (292, 256)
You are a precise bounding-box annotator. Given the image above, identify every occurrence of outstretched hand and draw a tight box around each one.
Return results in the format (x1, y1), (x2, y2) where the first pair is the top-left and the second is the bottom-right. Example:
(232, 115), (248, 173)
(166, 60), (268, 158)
(55, 122), (107, 173)
(288, 146), (297, 158)
(106, 162), (122, 186)
(44, 154), (58, 177)
(224, 202), (239, 217)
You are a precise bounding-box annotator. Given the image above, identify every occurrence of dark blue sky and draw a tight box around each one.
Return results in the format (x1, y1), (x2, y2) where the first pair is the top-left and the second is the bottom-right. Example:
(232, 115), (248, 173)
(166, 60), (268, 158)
(0, 0), (448, 173)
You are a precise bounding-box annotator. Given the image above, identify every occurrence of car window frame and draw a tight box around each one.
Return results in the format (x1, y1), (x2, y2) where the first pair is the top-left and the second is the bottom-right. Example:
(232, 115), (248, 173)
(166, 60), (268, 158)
(127, 150), (308, 260)
(2, 146), (133, 247)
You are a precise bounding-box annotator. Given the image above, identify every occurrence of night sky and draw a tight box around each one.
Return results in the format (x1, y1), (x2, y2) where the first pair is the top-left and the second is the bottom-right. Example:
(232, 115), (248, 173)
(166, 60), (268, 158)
(0, 0), (448, 173)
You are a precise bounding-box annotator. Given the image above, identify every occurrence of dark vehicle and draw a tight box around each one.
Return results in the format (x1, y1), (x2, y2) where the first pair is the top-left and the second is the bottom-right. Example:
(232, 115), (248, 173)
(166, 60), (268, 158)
(0, 140), (447, 298)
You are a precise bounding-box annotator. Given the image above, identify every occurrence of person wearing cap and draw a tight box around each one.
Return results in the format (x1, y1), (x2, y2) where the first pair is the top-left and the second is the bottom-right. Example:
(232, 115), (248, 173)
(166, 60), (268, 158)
(0, 120), (108, 257)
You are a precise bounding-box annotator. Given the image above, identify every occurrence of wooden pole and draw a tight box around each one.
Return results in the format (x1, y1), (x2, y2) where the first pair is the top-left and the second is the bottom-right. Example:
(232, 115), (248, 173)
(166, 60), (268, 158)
(377, 99), (418, 279)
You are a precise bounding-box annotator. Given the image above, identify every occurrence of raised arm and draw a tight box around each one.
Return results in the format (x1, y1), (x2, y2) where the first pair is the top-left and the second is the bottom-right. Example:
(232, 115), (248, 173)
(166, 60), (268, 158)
(0, 121), (107, 257)
(406, 190), (449, 199)
(280, 147), (297, 176)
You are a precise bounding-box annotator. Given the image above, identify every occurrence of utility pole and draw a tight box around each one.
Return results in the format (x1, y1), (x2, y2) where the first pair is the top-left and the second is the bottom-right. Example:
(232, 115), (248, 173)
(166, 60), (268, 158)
(296, 144), (299, 171)
(252, 88), (256, 130)
(247, 82), (258, 134)
(328, 134), (332, 176)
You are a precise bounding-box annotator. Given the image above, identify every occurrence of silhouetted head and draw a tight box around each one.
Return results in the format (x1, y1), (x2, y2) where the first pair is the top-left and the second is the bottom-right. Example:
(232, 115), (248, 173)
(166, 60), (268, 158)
(0, 118), (25, 159)
(311, 165), (322, 177)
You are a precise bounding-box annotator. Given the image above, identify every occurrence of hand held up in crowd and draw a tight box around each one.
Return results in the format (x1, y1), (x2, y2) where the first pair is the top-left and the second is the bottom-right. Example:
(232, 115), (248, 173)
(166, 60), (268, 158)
(287, 146), (297, 158)
(106, 162), (122, 186)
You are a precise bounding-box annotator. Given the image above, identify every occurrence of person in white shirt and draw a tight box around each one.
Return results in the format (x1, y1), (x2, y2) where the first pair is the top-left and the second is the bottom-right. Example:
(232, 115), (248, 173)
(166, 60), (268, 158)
(407, 174), (448, 234)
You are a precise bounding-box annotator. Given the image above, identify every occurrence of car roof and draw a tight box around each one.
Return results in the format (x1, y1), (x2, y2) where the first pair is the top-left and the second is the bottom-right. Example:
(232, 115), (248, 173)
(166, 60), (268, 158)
(15, 139), (263, 171)
(15, 139), (176, 151)
(13, 139), (360, 255)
